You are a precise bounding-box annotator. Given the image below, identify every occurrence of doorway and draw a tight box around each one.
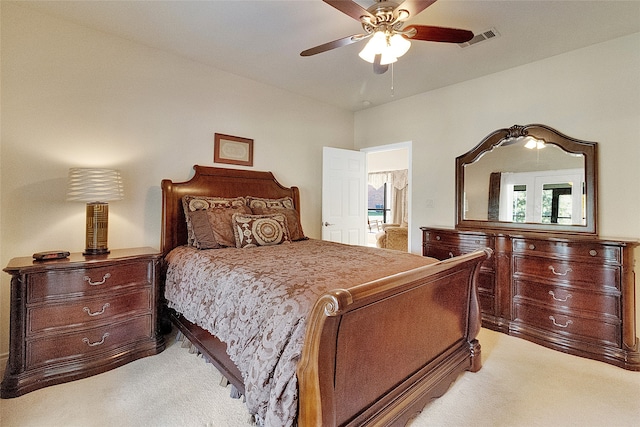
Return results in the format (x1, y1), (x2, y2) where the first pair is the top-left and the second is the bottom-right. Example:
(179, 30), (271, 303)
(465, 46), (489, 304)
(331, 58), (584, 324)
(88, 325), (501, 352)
(362, 142), (412, 250)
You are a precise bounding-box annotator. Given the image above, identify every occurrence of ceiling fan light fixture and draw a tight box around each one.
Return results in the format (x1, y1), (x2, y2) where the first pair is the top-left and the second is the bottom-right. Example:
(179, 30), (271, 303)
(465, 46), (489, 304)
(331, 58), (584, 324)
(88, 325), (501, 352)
(389, 33), (411, 57)
(358, 31), (410, 64)
(359, 31), (386, 63)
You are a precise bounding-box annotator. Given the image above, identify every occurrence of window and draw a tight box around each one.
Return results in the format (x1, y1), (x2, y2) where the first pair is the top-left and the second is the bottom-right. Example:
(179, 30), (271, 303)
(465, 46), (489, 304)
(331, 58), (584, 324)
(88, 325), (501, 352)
(368, 183), (391, 224)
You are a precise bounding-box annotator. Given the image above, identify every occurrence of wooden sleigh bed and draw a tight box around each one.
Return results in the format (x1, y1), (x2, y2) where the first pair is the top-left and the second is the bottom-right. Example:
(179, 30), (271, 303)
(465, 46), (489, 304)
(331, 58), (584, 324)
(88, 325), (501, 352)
(160, 165), (491, 426)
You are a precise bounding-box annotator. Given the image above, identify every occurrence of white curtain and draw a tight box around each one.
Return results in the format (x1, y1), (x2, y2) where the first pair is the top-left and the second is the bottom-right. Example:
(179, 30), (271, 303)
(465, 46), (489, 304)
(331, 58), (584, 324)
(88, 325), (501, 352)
(368, 169), (408, 226)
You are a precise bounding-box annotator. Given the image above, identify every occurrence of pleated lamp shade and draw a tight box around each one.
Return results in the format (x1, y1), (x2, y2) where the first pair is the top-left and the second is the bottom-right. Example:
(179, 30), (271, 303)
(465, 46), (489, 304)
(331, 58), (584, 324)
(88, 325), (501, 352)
(67, 168), (124, 255)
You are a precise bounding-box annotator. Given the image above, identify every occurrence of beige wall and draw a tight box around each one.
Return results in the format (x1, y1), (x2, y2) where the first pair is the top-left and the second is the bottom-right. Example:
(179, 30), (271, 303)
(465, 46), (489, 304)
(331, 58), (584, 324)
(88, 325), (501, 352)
(0, 4), (354, 356)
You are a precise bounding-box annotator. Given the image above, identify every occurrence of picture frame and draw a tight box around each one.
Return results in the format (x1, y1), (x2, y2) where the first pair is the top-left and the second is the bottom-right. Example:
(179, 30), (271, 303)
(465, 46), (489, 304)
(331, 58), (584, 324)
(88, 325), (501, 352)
(214, 133), (254, 167)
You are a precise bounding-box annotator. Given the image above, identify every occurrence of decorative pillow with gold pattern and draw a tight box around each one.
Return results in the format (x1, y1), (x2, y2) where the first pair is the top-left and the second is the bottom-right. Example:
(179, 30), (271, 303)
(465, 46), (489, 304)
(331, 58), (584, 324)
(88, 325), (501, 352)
(232, 213), (291, 248)
(246, 196), (306, 241)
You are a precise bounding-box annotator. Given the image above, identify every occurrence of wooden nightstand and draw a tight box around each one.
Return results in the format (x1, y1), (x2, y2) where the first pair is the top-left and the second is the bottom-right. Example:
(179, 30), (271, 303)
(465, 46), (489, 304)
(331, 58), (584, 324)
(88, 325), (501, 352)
(1, 247), (166, 398)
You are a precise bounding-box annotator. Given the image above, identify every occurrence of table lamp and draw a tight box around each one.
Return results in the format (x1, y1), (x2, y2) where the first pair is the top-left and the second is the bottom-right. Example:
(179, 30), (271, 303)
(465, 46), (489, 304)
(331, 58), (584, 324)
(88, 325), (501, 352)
(67, 168), (124, 255)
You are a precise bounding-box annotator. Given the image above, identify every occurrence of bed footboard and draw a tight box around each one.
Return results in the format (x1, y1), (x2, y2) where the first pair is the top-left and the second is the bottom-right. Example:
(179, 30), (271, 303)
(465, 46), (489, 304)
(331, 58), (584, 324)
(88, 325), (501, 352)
(297, 249), (491, 427)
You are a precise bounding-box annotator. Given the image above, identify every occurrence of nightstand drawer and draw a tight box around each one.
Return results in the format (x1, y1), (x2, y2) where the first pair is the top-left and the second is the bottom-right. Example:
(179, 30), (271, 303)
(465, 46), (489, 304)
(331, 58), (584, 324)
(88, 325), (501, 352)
(513, 279), (619, 317)
(513, 303), (620, 346)
(26, 315), (153, 368)
(28, 288), (152, 334)
(27, 261), (152, 302)
(512, 256), (620, 289)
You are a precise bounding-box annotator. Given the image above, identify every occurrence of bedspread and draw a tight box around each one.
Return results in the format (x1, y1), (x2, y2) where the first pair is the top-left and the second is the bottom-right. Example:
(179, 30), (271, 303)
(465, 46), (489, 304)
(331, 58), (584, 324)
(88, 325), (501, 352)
(164, 239), (438, 427)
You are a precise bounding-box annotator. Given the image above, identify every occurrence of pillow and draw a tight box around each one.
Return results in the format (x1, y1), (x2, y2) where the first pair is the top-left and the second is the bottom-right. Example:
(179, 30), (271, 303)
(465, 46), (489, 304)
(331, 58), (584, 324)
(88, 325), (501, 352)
(187, 210), (221, 249)
(245, 196), (295, 210)
(182, 196), (246, 246)
(232, 213), (291, 248)
(246, 196), (306, 241)
(201, 205), (253, 248)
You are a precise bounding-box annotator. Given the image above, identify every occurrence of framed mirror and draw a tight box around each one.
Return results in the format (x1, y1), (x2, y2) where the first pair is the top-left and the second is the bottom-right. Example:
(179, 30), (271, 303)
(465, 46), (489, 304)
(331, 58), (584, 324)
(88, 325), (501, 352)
(456, 124), (597, 234)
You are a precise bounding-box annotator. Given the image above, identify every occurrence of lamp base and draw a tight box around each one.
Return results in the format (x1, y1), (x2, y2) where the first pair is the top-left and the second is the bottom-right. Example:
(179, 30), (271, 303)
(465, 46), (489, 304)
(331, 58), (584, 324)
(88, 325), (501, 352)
(85, 202), (110, 256)
(83, 248), (111, 256)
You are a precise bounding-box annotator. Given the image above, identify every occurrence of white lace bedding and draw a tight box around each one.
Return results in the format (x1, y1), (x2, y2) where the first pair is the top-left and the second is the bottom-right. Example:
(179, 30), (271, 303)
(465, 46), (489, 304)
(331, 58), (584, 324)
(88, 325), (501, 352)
(164, 239), (438, 426)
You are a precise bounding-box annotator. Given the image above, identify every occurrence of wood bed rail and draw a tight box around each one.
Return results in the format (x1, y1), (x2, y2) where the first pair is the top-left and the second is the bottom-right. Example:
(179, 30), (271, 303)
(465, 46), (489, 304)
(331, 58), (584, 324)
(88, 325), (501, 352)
(297, 248), (491, 426)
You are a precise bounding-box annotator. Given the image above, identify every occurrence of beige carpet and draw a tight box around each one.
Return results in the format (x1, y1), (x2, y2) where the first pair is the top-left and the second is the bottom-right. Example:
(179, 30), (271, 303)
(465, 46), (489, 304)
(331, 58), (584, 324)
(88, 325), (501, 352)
(1, 328), (639, 426)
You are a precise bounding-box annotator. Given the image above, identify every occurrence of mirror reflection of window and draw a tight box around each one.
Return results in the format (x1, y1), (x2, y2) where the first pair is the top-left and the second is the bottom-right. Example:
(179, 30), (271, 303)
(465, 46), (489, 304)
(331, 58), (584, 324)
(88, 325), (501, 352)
(512, 185), (527, 222)
(499, 169), (584, 225)
(541, 184), (572, 224)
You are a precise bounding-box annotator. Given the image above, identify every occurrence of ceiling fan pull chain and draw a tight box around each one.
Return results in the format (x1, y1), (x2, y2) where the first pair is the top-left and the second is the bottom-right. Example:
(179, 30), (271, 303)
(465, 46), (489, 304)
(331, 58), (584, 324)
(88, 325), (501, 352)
(391, 62), (395, 97)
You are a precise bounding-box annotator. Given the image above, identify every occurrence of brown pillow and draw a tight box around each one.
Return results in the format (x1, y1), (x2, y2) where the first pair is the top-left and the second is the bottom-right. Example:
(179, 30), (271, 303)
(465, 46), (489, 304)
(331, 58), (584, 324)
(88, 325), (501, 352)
(203, 205), (252, 247)
(232, 213), (291, 248)
(182, 196), (246, 246)
(246, 196), (306, 241)
(187, 210), (221, 249)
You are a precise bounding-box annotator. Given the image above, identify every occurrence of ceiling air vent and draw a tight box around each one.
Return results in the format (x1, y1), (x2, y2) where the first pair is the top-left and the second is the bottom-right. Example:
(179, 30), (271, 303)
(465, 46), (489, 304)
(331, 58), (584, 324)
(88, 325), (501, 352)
(459, 28), (499, 48)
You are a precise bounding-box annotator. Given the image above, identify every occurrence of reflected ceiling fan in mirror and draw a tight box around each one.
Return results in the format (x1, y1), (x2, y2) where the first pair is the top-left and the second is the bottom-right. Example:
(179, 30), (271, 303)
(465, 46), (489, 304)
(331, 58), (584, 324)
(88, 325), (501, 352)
(301, 0), (474, 74)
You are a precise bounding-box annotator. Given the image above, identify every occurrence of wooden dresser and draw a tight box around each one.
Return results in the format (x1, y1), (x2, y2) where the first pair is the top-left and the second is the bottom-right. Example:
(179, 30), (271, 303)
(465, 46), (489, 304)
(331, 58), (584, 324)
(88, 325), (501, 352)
(422, 227), (639, 370)
(1, 247), (166, 398)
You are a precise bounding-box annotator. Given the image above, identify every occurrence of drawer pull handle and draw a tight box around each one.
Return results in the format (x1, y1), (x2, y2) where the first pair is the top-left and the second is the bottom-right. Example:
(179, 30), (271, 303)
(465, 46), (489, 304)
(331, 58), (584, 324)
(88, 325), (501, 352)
(549, 316), (573, 328)
(548, 266), (572, 276)
(436, 236), (441, 240)
(529, 244), (535, 250)
(83, 303), (110, 317)
(589, 250), (598, 256)
(548, 291), (572, 302)
(82, 332), (110, 347)
(449, 252), (454, 258)
(84, 273), (111, 286)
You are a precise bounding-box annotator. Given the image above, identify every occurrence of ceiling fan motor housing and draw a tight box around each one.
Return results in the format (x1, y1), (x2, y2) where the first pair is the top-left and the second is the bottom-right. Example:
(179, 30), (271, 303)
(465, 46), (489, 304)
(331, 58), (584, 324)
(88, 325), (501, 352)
(361, 1), (408, 35)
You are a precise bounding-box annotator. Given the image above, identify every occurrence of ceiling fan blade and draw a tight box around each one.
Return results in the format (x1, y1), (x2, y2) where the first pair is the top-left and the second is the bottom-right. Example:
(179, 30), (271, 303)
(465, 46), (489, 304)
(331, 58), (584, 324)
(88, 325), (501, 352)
(404, 25), (474, 43)
(300, 34), (364, 56)
(373, 54), (389, 75)
(323, 0), (374, 21)
(396, 0), (438, 19)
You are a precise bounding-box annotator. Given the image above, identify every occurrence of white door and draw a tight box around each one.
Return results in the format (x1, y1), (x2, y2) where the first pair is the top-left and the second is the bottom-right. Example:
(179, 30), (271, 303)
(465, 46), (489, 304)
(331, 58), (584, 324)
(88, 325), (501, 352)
(322, 147), (367, 245)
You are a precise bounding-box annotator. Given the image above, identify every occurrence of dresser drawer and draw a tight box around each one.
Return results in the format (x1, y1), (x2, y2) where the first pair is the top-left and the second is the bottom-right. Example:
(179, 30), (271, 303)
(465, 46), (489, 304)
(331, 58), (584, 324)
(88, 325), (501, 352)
(424, 230), (492, 248)
(513, 303), (620, 346)
(424, 245), (494, 270)
(512, 256), (620, 289)
(26, 315), (153, 368)
(513, 279), (619, 318)
(478, 271), (495, 294)
(27, 261), (152, 302)
(512, 238), (621, 263)
(27, 288), (152, 335)
(478, 291), (495, 315)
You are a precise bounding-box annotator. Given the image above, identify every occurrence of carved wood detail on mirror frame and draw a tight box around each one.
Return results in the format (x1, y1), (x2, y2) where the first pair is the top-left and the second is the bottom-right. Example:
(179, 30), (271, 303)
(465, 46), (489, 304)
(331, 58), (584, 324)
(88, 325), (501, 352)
(456, 123), (597, 235)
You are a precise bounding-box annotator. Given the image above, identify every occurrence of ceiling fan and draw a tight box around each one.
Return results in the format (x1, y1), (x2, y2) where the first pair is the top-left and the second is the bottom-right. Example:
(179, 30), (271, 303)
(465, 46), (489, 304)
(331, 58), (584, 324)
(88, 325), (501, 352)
(301, 0), (474, 74)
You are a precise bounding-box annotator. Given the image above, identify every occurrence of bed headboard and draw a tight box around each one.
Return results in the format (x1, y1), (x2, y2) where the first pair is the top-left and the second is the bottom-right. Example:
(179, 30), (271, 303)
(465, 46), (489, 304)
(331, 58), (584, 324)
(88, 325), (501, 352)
(160, 165), (301, 256)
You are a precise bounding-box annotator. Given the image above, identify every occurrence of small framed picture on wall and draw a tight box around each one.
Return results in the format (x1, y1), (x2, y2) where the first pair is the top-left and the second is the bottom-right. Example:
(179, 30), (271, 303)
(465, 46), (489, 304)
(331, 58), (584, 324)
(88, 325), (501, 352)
(214, 133), (254, 167)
